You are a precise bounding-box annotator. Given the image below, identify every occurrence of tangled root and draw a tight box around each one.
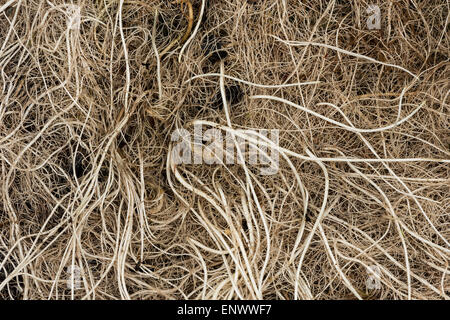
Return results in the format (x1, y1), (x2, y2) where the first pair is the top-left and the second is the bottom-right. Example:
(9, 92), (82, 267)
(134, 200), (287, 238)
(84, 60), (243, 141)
(0, 0), (449, 299)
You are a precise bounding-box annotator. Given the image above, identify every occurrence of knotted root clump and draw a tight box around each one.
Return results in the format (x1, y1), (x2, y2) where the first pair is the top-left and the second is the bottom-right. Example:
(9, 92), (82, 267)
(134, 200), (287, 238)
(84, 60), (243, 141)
(0, 0), (449, 299)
